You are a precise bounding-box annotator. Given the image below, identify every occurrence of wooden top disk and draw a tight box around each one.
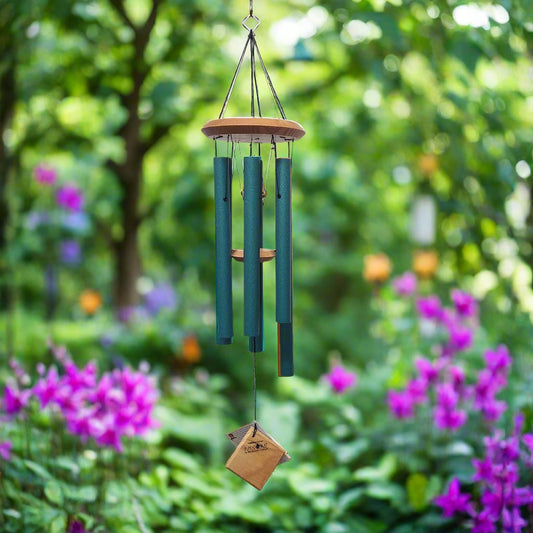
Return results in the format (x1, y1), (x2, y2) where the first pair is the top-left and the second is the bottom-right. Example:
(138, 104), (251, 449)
(202, 117), (305, 144)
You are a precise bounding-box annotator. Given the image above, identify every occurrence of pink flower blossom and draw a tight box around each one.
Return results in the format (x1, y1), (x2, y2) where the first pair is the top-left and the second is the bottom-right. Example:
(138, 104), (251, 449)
(392, 272), (417, 297)
(434, 406), (467, 431)
(472, 508), (496, 533)
(406, 378), (428, 404)
(446, 322), (473, 352)
(502, 506), (527, 532)
(434, 477), (473, 517)
(481, 399), (507, 422)
(472, 457), (494, 483)
(484, 345), (512, 375)
(414, 357), (440, 383)
(324, 365), (357, 394)
(416, 295), (441, 320)
(3, 385), (31, 417)
(56, 184), (84, 212)
(388, 390), (414, 419)
(34, 165), (57, 186)
(451, 289), (478, 318)
(3, 347), (159, 453)
(436, 383), (459, 410)
(0, 441), (12, 461)
(33, 366), (60, 408)
(449, 365), (465, 389)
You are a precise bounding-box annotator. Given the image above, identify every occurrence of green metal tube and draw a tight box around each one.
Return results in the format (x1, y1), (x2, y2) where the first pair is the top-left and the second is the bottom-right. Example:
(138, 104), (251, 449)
(278, 322), (294, 376)
(275, 158), (292, 324)
(243, 156), (263, 339)
(214, 157), (233, 344)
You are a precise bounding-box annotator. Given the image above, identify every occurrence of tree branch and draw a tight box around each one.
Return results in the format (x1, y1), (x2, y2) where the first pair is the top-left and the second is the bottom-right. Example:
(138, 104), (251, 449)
(108, 0), (137, 32)
(136, 0), (160, 54)
(141, 123), (173, 154)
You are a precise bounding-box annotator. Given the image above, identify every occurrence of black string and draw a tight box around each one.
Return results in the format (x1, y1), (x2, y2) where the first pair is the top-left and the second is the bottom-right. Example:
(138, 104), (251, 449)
(250, 31), (255, 117)
(251, 35), (262, 118)
(253, 352), (257, 431)
(253, 39), (287, 119)
(218, 34), (252, 119)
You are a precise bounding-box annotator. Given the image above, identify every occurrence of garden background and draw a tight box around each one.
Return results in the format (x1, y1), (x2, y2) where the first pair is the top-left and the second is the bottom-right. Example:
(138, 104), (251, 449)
(1, 0), (533, 531)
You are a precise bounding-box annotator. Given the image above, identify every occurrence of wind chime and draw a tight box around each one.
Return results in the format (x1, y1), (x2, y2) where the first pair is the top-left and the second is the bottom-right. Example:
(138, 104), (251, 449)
(201, 1), (305, 489)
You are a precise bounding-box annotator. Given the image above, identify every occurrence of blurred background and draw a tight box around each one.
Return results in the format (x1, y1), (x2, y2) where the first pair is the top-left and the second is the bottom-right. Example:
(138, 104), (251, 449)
(1, 0), (533, 531)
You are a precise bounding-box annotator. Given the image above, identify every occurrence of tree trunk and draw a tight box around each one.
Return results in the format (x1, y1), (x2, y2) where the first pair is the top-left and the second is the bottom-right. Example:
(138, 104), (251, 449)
(106, 0), (161, 310)
(0, 53), (16, 313)
(113, 166), (142, 309)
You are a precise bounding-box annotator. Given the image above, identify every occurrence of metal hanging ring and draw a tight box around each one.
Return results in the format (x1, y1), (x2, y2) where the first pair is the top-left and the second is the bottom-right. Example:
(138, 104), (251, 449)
(242, 13), (260, 32)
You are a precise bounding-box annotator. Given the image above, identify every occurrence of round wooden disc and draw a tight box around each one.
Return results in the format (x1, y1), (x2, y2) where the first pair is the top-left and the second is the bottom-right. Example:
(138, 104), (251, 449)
(202, 117), (305, 144)
(231, 248), (276, 263)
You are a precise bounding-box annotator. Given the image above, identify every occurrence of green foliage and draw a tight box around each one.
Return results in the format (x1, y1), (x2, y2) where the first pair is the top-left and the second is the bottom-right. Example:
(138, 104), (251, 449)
(1, 0), (533, 531)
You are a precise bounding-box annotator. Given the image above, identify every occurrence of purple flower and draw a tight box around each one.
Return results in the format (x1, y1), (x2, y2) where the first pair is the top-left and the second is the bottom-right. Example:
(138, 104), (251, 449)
(324, 365), (357, 394)
(406, 378), (428, 404)
(2, 385), (31, 416)
(446, 322), (473, 352)
(56, 184), (84, 212)
(33, 366), (60, 408)
(472, 508), (496, 533)
(434, 406), (467, 431)
(34, 164), (57, 186)
(388, 390), (414, 419)
(392, 272), (417, 297)
(449, 365), (465, 389)
(512, 487), (533, 507)
(69, 520), (88, 533)
(436, 383), (459, 410)
(472, 457), (494, 483)
(451, 289), (478, 318)
(522, 434), (533, 452)
(481, 399), (507, 422)
(144, 283), (177, 316)
(484, 345), (512, 375)
(434, 477), (473, 517)
(26, 210), (50, 230)
(62, 212), (90, 232)
(0, 441), (12, 461)
(60, 240), (81, 265)
(502, 507), (527, 532)
(416, 295), (441, 320)
(116, 306), (136, 323)
(415, 357), (440, 383)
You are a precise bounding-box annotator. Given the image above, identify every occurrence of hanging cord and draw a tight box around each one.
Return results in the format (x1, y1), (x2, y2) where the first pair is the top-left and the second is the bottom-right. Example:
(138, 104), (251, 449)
(218, 33), (252, 119)
(253, 39), (287, 119)
(250, 31), (255, 117)
(251, 35), (262, 118)
(253, 352), (258, 435)
(219, 2), (285, 121)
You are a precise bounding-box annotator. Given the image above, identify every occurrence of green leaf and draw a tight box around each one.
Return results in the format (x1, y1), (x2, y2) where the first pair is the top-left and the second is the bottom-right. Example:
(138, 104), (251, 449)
(406, 473), (428, 510)
(162, 448), (200, 471)
(24, 460), (52, 480)
(336, 488), (365, 513)
(364, 482), (404, 506)
(45, 481), (63, 506)
(63, 485), (98, 503)
(49, 513), (67, 533)
(353, 453), (397, 482)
